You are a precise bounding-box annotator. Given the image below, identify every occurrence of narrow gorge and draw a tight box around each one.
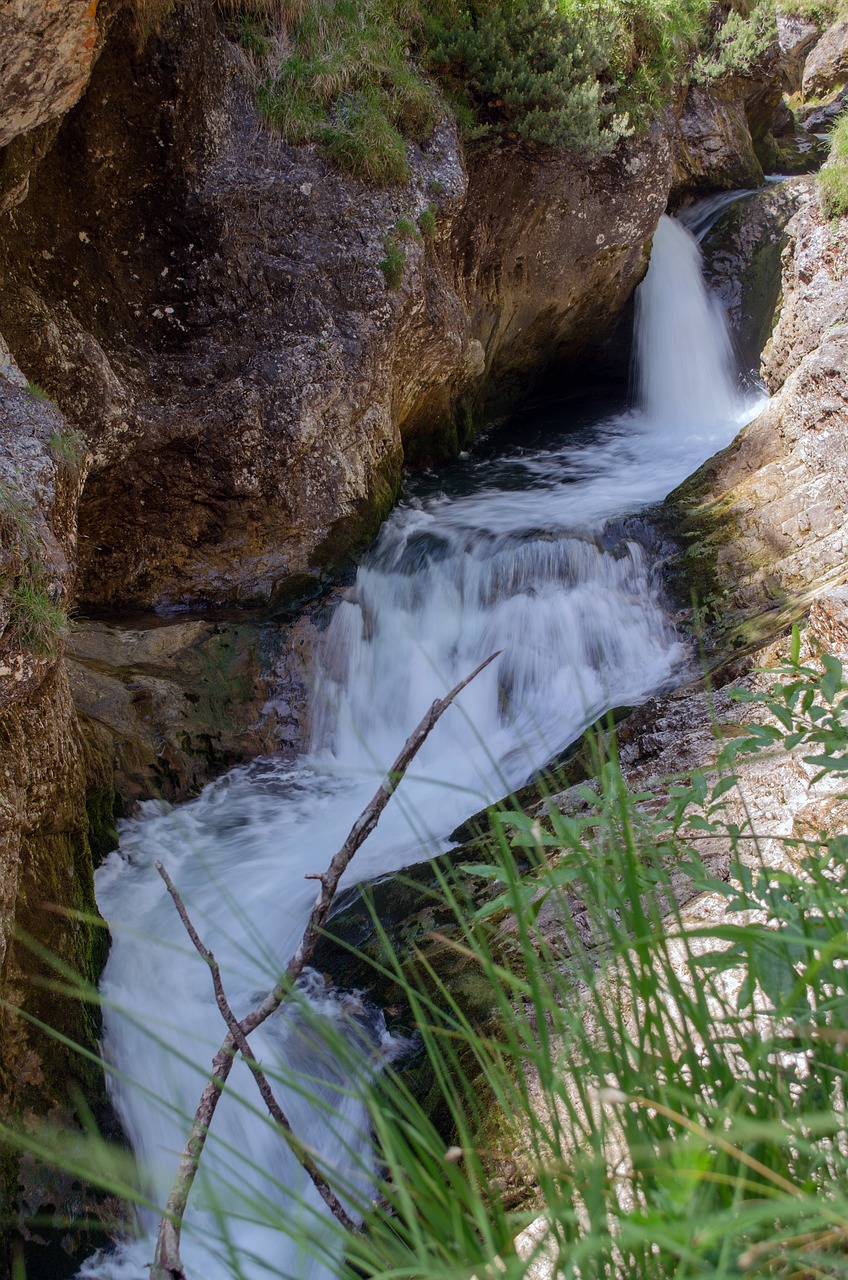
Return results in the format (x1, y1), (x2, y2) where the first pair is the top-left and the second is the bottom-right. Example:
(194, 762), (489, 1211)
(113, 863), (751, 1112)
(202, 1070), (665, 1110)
(1, 2), (847, 1278)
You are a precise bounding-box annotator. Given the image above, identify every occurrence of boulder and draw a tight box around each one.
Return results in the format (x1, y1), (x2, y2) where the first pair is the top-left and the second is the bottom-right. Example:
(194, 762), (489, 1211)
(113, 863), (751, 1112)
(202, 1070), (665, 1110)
(777, 11), (820, 93)
(803, 19), (848, 98)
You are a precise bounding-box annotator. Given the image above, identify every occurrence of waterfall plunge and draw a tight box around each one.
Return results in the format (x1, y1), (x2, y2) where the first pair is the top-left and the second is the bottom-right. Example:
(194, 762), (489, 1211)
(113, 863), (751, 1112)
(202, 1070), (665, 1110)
(82, 206), (762, 1280)
(634, 214), (739, 427)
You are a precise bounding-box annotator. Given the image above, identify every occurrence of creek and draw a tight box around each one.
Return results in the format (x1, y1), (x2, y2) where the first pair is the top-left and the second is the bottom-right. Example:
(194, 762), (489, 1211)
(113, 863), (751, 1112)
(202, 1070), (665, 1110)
(82, 211), (764, 1279)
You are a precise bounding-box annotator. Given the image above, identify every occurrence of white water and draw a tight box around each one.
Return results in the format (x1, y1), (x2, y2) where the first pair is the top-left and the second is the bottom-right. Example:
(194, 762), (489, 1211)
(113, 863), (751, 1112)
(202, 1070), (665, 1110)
(83, 213), (762, 1280)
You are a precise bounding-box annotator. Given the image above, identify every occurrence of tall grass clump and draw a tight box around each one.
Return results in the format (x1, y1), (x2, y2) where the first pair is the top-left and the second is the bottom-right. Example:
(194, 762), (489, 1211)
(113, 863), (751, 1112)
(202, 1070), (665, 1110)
(776, 0), (848, 29)
(819, 111), (848, 214)
(4, 635), (848, 1276)
(256, 0), (440, 184)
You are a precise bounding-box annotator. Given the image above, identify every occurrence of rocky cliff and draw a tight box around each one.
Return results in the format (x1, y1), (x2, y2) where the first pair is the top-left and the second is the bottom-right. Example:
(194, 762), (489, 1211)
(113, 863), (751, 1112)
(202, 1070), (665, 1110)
(667, 183), (848, 646)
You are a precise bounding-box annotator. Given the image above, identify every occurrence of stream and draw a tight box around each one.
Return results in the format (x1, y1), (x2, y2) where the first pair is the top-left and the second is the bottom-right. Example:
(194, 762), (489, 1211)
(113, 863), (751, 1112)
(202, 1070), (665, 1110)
(83, 211), (765, 1279)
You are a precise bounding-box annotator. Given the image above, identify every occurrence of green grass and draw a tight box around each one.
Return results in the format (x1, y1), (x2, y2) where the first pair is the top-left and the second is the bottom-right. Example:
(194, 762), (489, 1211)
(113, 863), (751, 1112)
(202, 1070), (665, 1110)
(819, 111), (848, 213)
(256, 0), (441, 184)
(379, 236), (405, 287)
(5, 632), (848, 1277)
(236, 0), (782, 179)
(24, 380), (54, 404)
(777, 0), (848, 28)
(0, 480), (68, 658)
(418, 206), (436, 236)
(8, 576), (68, 657)
(47, 428), (87, 475)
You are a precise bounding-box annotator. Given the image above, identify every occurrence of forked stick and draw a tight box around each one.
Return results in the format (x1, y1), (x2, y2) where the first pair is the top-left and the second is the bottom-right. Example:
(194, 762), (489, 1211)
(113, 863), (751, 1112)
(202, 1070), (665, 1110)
(150, 652), (500, 1280)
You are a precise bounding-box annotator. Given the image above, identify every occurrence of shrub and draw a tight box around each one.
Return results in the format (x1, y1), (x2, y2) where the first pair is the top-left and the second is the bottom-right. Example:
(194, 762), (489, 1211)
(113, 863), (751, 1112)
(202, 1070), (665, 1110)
(819, 111), (848, 214)
(257, 0), (439, 184)
(694, 0), (778, 83)
(418, 206), (437, 236)
(776, 0), (848, 28)
(379, 237), (406, 287)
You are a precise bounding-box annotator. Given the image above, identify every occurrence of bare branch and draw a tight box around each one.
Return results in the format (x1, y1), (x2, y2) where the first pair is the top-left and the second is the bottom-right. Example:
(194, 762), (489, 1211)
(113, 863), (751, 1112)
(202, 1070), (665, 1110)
(150, 652), (499, 1280)
(156, 860), (358, 1232)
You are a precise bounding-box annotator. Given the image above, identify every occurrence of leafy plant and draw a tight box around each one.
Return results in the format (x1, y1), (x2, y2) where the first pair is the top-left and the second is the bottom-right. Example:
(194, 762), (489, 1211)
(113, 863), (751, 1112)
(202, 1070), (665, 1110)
(819, 110), (848, 214)
(379, 236), (406, 288)
(694, 0), (778, 83)
(418, 206), (437, 236)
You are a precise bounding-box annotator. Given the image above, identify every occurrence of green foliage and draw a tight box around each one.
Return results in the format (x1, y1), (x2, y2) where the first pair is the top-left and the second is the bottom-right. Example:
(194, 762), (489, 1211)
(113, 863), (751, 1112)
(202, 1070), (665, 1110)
(0, 480), (67, 657)
(694, 0), (778, 83)
(819, 111), (848, 214)
(777, 0), (848, 28)
(256, 0), (440, 184)
(6, 637), (848, 1279)
(47, 428), (87, 475)
(24, 380), (53, 404)
(8, 574), (68, 656)
(418, 206), (437, 236)
(379, 236), (406, 287)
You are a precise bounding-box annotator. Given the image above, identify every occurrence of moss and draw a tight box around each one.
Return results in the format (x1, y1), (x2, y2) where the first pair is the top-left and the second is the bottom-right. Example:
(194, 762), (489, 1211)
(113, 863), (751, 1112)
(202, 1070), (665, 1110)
(313, 455), (402, 571)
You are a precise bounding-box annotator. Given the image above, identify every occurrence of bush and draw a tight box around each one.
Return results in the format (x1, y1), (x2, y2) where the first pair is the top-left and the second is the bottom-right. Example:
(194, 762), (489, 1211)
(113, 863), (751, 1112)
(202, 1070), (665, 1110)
(8, 576), (68, 656)
(256, 0), (439, 184)
(694, 0), (778, 83)
(819, 111), (848, 214)
(379, 236), (406, 287)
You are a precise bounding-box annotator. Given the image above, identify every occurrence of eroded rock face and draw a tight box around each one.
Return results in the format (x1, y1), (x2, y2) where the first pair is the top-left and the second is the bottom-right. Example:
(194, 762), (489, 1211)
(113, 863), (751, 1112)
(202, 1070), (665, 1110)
(667, 190), (848, 641)
(777, 11), (820, 93)
(0, 4), (674, 612)
(700, 177), (810, 373)
(66, 596), (331, 806)
(762, 195), (848, 394)
(803, 19), (848, 99)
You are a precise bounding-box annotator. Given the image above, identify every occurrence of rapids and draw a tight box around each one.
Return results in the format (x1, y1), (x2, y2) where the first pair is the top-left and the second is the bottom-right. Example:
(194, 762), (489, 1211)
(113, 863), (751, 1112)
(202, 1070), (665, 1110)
(82, 211), (764, 1279)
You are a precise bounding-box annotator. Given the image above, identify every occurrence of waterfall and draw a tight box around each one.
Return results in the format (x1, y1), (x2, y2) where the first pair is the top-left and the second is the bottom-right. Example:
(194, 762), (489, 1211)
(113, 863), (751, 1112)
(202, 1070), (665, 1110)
(81, 208), (762, 1280)
(633, 214), (739, 428)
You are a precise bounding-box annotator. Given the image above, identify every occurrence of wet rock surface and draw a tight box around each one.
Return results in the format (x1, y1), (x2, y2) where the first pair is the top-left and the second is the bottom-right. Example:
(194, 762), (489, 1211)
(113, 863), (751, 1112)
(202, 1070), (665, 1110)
(66, 596), (330, 807)
(701, 177), (810, 374)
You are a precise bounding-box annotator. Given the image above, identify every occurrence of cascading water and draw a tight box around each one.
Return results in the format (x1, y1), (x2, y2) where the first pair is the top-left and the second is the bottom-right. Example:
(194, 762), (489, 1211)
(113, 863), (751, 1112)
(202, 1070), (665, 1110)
(82, 210), (763, 1280)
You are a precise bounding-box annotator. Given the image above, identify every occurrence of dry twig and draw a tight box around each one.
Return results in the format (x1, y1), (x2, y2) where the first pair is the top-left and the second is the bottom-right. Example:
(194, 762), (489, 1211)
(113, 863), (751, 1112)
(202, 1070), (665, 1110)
(150, 652), (499, 1280)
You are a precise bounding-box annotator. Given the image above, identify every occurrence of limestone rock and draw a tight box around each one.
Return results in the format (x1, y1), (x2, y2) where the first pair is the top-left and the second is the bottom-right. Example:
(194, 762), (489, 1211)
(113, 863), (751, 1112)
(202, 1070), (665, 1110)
(0, 368), (87, 710)
(700, 176), (811, 373)
(803, 19), (848, 98)
(672, 84), (767, 197)
(65, 601), (329, 805)
(777, 11), (821, 93)
(0, 5), (673, 612)
(761, 197), (848, 394)
(0, 0), (102, 150)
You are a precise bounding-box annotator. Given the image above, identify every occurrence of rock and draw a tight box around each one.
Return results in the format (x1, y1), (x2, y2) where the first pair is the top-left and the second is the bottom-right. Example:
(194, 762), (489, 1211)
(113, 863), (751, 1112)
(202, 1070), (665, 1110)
(0, 364), (87, 711)
(778, 11), (821, 93)
(65, 600), (329, 806)
(672, 84), (768, 197)
(761, 198), (848, 394)
(797, 83), (848, 131)
(0, 0), (103, 150)
(803, 20), (848, 98)
(0, 5), (673, 612)
(0, 662), (115, 1272)
(700, 177), (811, 374)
